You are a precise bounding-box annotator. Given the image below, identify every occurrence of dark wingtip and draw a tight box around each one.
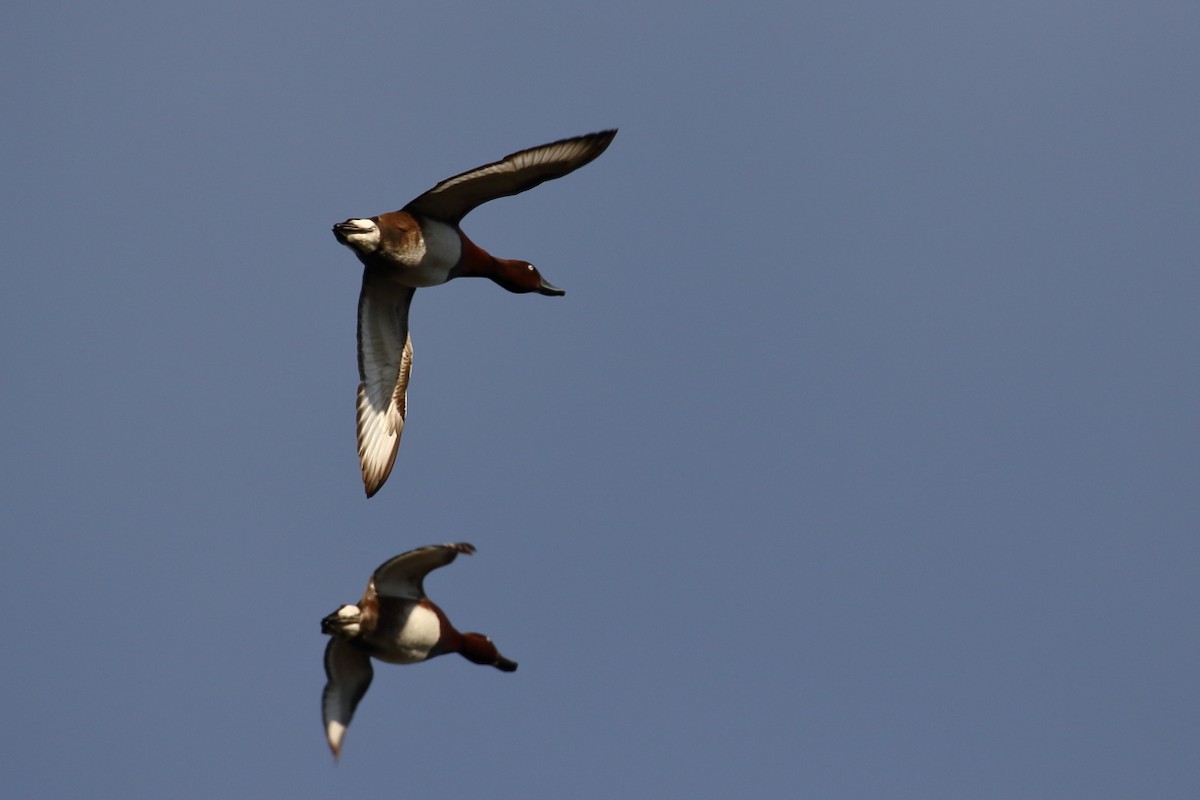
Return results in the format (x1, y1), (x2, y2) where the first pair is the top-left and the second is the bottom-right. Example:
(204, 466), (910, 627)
(583, 128), (614, 157)
(586, 128), (618, 151)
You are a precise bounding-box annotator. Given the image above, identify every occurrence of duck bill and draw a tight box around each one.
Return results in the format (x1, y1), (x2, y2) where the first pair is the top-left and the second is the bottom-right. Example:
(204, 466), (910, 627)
(537, 278), (565, 297)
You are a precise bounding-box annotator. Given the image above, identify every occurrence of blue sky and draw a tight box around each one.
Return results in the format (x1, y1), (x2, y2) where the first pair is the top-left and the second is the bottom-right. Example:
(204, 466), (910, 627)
(3, 2), (1199, 797)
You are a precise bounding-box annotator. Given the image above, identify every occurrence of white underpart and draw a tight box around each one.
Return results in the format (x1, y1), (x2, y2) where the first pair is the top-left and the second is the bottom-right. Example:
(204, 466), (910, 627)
(378, 603), (442, 664)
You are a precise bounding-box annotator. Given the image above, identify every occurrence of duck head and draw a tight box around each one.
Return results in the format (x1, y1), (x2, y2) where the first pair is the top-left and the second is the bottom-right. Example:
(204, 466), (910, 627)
(493, 261), (566, 296)
(459, 632), (519, 672)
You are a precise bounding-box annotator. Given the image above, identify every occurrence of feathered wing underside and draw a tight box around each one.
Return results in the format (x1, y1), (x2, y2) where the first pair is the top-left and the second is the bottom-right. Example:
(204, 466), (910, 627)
(370, 543), (477, 600)
(356, 273), (416, 497)
(402, 130), (617, 224)
(323, 638), (374, 761)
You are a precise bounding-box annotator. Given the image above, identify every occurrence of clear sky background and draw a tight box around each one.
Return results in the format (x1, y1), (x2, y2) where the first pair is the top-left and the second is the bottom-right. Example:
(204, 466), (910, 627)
(3, 2), (1198, 798)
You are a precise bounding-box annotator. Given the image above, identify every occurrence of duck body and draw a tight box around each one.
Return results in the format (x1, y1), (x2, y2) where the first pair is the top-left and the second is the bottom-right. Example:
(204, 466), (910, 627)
(332, 130), (617, 497)
(327, 597), (444, 665)
(320, 543), (517, 760)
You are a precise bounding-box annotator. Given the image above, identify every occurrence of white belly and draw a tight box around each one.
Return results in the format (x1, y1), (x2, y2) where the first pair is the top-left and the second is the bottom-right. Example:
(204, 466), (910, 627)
(373, 603), (443, 664)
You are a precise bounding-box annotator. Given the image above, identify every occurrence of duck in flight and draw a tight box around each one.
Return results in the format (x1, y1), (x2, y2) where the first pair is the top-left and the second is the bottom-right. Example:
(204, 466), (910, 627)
(333, 130), (617, 496)
(320, 542), (517, 760)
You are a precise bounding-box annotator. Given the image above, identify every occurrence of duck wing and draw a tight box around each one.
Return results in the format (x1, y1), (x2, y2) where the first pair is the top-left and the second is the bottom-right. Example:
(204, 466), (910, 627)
(369, 543), (477, 601)
(402, 130), (617, 224)
(322, 638), (374, 761)
(356, 271), (415, 497)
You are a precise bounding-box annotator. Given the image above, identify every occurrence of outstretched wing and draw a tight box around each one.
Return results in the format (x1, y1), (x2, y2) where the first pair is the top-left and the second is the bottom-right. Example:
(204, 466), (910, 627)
(322, 638), (374, 761)
(402, 130), (617, 224)
(369, 543), (477, 601)
(356, 271), (416, 497)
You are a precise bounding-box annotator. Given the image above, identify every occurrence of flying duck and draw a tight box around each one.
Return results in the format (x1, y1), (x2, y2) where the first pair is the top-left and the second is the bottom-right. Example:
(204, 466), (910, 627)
(320, 542), (518, 760)
(332, 130), (618, 496)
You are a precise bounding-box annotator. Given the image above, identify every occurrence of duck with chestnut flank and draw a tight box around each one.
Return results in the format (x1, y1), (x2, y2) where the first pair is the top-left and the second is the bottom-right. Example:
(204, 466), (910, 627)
(332, 130), (618, 497)
(320, 542), (517, 760)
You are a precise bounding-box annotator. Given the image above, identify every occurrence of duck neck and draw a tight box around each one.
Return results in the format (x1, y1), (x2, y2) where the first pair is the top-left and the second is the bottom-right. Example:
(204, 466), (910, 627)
(450, 233), (528, 292)
(458, 632), (501, 666)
